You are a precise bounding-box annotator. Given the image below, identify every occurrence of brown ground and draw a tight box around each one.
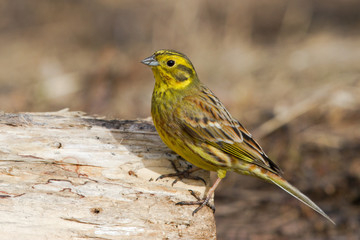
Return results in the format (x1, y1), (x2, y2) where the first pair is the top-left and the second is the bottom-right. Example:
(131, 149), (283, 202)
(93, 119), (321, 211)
(1, 1), (359, 239)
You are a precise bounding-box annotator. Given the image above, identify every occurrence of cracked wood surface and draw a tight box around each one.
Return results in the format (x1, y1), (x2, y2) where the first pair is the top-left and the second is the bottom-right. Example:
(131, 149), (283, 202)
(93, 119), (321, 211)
(0, 110), (216, 240)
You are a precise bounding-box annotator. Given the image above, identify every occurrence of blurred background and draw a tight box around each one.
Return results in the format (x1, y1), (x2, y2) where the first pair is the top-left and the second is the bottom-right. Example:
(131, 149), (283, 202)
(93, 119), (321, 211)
(1, 0), (359, 239)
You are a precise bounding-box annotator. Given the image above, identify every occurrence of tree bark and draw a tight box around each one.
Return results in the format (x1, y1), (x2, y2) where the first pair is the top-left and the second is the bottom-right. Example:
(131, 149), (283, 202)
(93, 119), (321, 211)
(0, 110), (216, 240)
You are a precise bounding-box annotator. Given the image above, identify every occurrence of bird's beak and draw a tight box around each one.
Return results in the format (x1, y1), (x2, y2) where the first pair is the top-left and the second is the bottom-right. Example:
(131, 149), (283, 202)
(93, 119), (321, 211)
(141, 54), (160, 66)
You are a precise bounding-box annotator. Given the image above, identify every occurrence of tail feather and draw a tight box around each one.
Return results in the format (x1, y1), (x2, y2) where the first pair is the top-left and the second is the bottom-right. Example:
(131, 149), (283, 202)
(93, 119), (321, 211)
(268, 176), (335, 225)
(238, 167), (335, 224)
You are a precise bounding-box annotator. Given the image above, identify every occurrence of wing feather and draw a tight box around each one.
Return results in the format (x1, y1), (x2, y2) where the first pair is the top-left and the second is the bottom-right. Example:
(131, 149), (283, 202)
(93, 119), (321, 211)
(176, 85), (282, 175)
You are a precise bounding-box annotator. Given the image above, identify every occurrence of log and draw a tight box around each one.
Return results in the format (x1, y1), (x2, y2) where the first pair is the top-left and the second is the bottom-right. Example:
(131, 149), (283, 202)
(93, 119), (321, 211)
(0, 109), (216, 240)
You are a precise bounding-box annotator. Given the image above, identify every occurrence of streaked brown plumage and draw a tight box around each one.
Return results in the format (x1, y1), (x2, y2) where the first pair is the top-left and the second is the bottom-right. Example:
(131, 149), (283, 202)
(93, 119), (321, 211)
(142, 49), (334, 224)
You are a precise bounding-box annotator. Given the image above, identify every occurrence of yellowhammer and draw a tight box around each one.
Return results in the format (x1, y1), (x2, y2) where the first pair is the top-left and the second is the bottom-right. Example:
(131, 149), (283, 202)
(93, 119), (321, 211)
(142, 49), (334, 224)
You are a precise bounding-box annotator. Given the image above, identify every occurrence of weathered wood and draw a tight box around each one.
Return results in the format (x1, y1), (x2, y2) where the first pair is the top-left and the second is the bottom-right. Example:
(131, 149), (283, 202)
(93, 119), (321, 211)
(0, 110), (216, 240)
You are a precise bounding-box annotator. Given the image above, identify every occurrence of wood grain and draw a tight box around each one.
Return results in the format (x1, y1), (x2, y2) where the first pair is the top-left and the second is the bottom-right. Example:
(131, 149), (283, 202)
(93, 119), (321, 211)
(0, 110), (216, 240)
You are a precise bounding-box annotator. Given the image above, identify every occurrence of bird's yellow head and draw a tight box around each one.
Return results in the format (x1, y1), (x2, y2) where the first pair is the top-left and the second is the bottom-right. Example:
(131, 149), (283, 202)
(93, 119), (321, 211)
(142, 50), (199, 91)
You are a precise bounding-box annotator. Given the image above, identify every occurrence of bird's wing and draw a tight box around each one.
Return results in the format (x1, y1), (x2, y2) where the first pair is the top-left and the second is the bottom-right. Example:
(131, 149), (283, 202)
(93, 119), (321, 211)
(176, 87), (282, 175)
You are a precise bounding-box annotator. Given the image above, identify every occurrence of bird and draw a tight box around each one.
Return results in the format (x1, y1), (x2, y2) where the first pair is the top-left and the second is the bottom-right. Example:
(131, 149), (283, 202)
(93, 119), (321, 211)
(141, 49), (334, 224)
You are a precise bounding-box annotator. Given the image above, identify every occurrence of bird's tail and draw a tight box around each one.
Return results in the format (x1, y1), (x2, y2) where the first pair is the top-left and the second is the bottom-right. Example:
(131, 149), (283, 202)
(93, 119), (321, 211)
(237, 167), (335, 224)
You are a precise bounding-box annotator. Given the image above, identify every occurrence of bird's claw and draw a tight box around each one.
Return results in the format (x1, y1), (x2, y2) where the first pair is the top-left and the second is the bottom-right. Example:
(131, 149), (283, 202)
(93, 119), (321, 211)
(156, 161), (206, 186)
(176, 190), (215, 215)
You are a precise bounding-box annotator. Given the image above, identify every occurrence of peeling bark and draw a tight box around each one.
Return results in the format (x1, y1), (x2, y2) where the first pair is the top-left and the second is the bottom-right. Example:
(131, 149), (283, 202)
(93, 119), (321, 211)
(0, 110), (216, 240)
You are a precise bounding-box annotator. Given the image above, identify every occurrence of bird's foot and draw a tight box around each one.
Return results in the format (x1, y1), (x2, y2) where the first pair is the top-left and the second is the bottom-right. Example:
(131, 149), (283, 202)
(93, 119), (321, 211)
(176, 190), (215, 216)
(156, 161), (206, 186)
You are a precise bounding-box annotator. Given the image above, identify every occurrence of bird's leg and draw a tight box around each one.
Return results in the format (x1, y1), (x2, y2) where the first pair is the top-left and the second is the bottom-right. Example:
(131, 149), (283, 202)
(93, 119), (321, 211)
(176, 177), (222, 215)
(156, 160), (206, 186)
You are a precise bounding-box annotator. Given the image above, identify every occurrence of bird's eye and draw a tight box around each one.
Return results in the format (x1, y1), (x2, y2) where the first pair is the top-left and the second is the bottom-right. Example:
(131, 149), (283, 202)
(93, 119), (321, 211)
(166, 60), (175, 67)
